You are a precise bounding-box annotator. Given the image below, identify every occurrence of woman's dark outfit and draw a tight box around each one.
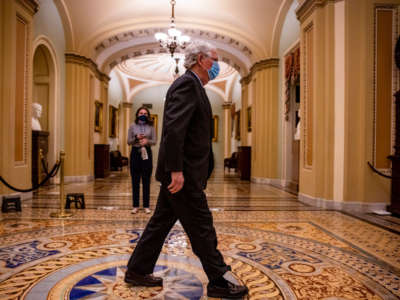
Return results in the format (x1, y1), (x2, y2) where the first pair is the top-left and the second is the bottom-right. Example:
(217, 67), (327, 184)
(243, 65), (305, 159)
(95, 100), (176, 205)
(127, 122), (156, 208)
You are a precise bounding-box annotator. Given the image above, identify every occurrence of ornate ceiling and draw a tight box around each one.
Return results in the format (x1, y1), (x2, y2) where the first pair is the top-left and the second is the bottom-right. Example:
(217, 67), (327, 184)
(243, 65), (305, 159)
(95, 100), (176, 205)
(56, 0), (294, 74)
(117, 53), (236, 83)
(54, 0), (294, 98)
(95, 27), (252, 75)
(114, 53), (240, 103)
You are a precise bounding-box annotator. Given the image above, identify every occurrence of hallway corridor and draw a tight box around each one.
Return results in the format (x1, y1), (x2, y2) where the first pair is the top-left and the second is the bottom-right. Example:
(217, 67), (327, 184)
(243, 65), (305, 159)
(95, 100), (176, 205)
(0, 169), (399, 299)
(1, 0), (399, 298)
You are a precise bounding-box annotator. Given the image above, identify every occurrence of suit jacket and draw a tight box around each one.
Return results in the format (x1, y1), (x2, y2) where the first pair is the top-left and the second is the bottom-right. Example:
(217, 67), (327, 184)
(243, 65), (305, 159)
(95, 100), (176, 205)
(155, 70), (214, 194)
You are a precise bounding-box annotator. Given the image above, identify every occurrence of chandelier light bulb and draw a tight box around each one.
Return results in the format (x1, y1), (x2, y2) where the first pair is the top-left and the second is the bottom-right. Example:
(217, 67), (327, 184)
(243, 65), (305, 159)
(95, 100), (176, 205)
(168, 27), (181, 38)
(179, 35), (190, 44)
(155, 32), (168, 42)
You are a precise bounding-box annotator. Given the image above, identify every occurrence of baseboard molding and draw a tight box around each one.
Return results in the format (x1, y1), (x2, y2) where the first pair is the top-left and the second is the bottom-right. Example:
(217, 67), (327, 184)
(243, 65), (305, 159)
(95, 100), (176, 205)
(298, 193), (388, 212)
(64, 175), (94, 183)
(251, 177), (285, 186)
(280, 179), (290, 187)
(282, 180), (299, 189)
(0, 191), (33, 200)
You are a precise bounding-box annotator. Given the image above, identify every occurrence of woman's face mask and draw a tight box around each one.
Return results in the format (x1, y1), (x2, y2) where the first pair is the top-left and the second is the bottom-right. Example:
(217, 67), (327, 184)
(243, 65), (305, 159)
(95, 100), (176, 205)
(208, 61), (220, 81)
(138, 115), (148, 122)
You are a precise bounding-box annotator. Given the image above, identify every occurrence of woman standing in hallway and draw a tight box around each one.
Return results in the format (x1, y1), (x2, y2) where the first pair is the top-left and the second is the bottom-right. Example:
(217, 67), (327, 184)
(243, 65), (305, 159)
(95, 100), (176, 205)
(128, 107), (157, 214)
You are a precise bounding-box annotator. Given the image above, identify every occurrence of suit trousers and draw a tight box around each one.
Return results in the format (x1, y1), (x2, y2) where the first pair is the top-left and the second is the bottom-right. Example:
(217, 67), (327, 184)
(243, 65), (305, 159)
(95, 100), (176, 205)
(127, 185), (230, 281)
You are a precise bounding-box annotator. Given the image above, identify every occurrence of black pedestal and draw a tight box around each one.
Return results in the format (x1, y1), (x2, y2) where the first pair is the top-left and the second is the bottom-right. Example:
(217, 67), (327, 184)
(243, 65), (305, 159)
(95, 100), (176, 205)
(65, 193), (85, 209)
(32, 130), (49, 186)
(2, 196), (22, 212)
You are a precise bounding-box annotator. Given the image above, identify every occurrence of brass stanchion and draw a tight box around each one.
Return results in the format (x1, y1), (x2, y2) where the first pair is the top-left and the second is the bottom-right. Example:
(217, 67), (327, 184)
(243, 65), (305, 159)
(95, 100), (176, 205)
(50, 150), (73, 218)
(38, 148), (43, 187)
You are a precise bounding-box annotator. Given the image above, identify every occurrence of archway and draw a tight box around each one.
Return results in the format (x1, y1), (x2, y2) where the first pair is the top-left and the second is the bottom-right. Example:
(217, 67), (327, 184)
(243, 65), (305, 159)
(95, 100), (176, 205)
(282, 45), (300, 192)
(32, 40), (59, 173)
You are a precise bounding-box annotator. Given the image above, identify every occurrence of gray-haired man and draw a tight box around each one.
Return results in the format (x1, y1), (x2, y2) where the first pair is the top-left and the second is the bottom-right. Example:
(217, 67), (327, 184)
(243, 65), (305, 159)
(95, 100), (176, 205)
(125, 40), (248, 298)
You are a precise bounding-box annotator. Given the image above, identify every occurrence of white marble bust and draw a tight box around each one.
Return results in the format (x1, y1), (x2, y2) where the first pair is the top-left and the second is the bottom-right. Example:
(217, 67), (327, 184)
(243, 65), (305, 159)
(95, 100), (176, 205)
(32, 102), (42, 131)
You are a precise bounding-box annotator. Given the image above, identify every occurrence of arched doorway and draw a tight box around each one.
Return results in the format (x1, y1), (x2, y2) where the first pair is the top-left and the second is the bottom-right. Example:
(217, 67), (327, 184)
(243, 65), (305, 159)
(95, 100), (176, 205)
(282, 46), (300, 192)
(32, 41), (58, 173)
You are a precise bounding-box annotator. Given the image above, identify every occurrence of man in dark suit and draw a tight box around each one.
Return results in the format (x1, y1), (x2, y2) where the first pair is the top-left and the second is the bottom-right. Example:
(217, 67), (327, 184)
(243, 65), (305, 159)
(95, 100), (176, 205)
(124, 40), (248, 299)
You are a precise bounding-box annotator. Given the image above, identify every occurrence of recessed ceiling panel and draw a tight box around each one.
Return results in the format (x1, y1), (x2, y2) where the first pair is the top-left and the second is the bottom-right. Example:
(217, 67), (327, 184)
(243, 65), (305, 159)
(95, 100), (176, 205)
(118, 53), (236, 82)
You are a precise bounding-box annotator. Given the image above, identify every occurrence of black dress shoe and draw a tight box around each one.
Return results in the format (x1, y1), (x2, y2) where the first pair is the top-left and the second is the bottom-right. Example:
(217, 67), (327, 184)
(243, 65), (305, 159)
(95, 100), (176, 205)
(207, 281), (248, 299)
(124, 270), (163, 287)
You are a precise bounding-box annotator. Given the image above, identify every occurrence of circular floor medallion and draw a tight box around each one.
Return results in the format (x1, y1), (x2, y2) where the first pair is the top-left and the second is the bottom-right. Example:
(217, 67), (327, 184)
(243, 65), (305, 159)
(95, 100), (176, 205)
(48, 259), (205, 300)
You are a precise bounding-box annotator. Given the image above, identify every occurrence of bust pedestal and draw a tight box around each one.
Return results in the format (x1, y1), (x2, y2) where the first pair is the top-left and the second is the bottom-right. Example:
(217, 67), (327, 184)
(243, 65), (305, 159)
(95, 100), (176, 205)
(388, 91), (400, 216)
(32, 130), (49, 186)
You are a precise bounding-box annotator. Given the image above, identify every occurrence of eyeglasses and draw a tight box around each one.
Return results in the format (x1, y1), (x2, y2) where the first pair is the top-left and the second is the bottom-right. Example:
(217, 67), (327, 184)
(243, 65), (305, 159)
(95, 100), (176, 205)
(202, 53), (219, 62)
(209, 56), (218, 62)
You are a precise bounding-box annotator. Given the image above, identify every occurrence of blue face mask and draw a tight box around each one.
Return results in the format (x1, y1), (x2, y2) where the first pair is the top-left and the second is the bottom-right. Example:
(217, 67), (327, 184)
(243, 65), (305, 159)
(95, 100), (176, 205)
(208, 61), (220, 81)
(138, 115), (148, 122)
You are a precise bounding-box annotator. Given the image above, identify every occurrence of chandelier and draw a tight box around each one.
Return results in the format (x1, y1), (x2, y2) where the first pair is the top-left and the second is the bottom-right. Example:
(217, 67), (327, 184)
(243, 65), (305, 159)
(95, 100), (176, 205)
(154, 0), (190, 57)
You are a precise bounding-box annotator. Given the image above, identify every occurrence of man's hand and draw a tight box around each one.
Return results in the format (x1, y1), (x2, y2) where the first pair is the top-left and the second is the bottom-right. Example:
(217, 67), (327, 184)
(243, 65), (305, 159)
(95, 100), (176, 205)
(168, 171), (184, 194)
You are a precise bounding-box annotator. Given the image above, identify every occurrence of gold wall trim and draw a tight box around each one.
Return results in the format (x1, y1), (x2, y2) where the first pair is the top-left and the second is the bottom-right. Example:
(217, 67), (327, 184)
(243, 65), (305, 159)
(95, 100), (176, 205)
(296, 0), (338, 22)
(16, 0), (38, 14)
(303, 23), (314, 169)
(14, 15), (29, 164)
(240, 58), (279, 85)
(65, 53), (110, 83)
(222, 102), (233, 109)
(373, 5), (399, 171)
(122, 102), (132, 109)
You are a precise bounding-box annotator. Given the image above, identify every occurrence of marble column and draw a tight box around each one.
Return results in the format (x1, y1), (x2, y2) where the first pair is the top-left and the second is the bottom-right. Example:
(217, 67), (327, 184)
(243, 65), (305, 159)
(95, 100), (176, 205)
(100, 81), (109, 144)
(241, 59), (280, 183)
(296, 0), (335, 206)
(222, 102), (233, 158)
(121, 102), (133, 157)
(240, 84), (249, 147)
(64, 54), (109, 182)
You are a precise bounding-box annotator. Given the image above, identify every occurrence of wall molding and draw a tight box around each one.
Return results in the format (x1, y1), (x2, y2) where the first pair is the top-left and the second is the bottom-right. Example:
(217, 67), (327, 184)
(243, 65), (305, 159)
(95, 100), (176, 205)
(298, 193), (388, 212)
(65, 53), (110, 83)
(296, 0), (338, 23)
(16, 0), (39, 15)
(372, 5), (399, 173)
(122, 102), (133, 109)
(222, 102), (233, 109)
(251, 176), (285, 187)
(251, 177), (388, 213)
(0, 192), (33, 201)
(64, 175), (94, 183)
(240, 58), (279, 85)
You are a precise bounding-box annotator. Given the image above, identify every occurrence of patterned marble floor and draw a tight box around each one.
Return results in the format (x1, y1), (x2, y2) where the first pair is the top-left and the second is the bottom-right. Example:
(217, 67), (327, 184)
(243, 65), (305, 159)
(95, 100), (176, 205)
(1, 168), (400, 299)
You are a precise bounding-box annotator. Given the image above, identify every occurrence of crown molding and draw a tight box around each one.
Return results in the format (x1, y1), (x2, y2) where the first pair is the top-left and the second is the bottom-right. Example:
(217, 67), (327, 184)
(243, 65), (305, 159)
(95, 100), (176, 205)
(16, 0), (39, 15)
(240, 58), (279, 85)
(222, 102), (233, 109)
(65, 53), (110, 82)
(296, 0), (339, 23)
(122, 102), (133, 108)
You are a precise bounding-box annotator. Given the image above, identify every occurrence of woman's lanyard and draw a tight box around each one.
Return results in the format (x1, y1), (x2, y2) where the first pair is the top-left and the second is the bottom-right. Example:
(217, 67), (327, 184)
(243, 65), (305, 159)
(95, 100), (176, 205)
(138, 123), (146, 137)
(140, 124), (145, 135)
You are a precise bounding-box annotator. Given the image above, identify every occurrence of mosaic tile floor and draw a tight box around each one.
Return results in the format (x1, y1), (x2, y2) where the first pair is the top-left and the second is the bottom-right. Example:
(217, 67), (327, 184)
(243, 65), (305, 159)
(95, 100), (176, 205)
(1, 168), (400, 299)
